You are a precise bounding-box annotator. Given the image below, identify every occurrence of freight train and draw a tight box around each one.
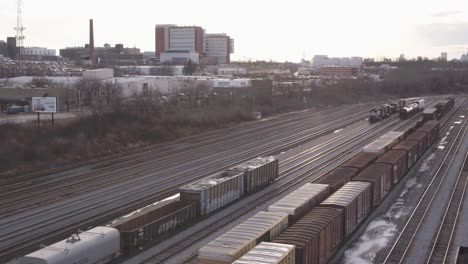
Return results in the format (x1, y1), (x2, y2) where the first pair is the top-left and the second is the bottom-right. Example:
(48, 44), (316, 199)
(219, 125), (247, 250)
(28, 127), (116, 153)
(18, 157), (279, 264)
(198, 115), (448, 263)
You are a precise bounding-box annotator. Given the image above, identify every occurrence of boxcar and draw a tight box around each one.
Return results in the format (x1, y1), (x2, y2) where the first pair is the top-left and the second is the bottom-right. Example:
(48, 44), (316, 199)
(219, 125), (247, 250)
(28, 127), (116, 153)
(392, 139), (420, 169)
(352, 163), (392, 206)
(228, 156), (279, 193)
(233, 242), (296, 264)
(423, 107), (438, 121)
(341, 152), (378, 172)
(363, 131), (405, 155)
(273, 207), (344, 264)
(268, 183), (330, 225)
(406, 131), (428, 156)
(180, 171), (244, 215)
(415, 126), (436, 146)
(375, 150), (408, 184)
(314, 167), (359, 192)
(319, 182), (372, 236)
(112, 200), (198, 254)
(198, 211), (289, 264)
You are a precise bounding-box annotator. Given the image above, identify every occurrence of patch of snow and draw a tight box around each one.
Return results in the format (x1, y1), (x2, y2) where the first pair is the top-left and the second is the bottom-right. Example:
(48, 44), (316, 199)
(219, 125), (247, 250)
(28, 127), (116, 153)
(385, 198), (410, 219)
(419, 153), (436, 172)
(344, 219), (398, 264)
(334, 129), (343, 133)
(438, 146), (445, 150)
(399, 177), (417, 197)
(454, 121), (462, 124)
(460, 115), (465, 118)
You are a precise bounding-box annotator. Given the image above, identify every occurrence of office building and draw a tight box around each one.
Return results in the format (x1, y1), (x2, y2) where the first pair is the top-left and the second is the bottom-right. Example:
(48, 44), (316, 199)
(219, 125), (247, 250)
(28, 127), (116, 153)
(205, 33), (233, 64)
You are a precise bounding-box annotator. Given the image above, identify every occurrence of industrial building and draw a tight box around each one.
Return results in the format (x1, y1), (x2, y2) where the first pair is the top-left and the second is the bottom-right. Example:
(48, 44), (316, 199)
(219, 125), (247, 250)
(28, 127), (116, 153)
(155, 24), (234, 65)
(60, 44), (144, 65)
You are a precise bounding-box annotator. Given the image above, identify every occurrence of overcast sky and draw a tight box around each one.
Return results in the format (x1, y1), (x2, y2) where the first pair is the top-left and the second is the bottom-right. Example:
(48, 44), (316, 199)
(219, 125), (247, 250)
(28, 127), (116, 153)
(1, 0), (468, 61)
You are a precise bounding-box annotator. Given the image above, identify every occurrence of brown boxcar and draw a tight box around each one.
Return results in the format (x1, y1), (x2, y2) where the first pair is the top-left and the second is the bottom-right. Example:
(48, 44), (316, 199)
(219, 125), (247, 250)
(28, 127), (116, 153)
(268, 183), (330, 225)
(319, 181), (372, 236)
(273, 207), (344, 264)
(233, 242), (296, 264)
(425, 120), (441, 134)
(112, 200), (198, 254)
(228, 156), (279, 193)
(375, 150), (408, 184)
(416, 124), (439, 145)
(180, 171), (244, 215)
(341, 152), (378, 172)
(392, 139), (420, 169)
(352, 163), (392, 206)
(314, 167), (359, 192)
(405, 131), (428, 157)
(198, 211), (289, 264)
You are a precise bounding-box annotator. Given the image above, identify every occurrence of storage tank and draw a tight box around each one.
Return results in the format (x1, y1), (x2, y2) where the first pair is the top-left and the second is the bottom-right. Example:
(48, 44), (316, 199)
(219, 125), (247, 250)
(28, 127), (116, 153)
(18, 226), (120, 264)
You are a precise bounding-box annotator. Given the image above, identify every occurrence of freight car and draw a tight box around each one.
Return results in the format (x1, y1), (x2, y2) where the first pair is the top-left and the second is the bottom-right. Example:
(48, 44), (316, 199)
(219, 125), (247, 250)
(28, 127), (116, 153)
(435, 98), (455, 116)
(268, 183), (330, 224)
(375, 149), (408, 184)
(228, 156), (279, 193)
(198, 211), (289, 264)
(352, 163), (392, 206)
(423, 107), (439, 121)
(110, 198), (198, 255)
(362, 131), (405, 155)
(180, 171), (245, 215)
(18, 227), (120, 264)
(273, 207), (344, 264)
(399, 99), (425, 119)
(232, 242), (296, 264)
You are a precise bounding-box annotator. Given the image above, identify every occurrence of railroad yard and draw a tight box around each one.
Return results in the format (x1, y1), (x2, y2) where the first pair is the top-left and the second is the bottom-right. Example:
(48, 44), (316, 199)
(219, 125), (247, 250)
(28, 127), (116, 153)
(4, 95), (468, 264)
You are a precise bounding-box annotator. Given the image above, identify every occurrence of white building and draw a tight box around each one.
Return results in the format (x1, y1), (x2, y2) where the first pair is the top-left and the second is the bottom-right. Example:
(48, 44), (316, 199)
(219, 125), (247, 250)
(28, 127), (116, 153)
(160, 51), (200, 64)
(21, 47), (56, 56)
(441, 52), (448, 61)
(312, 55), (362, 68)
(205, 34), (234, 64)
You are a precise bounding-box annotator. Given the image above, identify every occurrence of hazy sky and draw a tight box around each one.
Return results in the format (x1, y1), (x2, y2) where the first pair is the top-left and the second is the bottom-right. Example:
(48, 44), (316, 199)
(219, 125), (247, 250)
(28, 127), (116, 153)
(1, 0), (468, 61)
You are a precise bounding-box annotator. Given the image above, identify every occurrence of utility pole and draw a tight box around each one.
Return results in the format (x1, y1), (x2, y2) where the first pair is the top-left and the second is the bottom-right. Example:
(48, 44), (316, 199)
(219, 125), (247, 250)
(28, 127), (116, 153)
(15, 0), (26, 60)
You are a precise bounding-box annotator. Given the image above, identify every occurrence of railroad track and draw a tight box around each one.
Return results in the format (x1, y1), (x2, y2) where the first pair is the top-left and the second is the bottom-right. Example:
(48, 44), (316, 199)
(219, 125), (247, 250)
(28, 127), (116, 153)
(0, 106), (370, 217)
(382, 101), (468, 264)
(0, 106), (375, 261)
(141, 108), (427, 264)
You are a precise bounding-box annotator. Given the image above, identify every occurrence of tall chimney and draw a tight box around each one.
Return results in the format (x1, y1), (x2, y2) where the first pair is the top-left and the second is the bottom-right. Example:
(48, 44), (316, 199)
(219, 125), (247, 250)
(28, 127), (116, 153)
(89, 19), (95, 66)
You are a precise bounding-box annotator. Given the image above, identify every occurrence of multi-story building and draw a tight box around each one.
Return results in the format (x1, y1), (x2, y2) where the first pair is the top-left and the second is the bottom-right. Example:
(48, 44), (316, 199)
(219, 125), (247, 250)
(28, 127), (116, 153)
(21, 47), (56, 56)
(205, 33), (233, 64)
(441, 52), (447, 61)
(155, 24), (234, 65)
(7, 37), (17, 60)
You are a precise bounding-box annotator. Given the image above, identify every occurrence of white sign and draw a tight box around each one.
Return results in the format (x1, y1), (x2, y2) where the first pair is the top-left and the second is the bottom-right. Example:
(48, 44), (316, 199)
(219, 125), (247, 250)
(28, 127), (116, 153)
(32, 97), (58, 113)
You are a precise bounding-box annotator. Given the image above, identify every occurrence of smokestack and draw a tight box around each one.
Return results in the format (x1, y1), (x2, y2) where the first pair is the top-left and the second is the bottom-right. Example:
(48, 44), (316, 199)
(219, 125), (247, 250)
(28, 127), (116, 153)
(89, 19), (95, 66)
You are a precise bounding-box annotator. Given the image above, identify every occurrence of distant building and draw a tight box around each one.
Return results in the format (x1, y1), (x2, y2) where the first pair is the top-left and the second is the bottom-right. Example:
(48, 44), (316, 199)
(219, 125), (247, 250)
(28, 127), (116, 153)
(205, 34), (234, 64)
(21, 47), (56, 56)
(461, 53), (468, 62)
(60, 44), (143, 65)
(312, 55), (362, 68)
(399, 54), (405, 61)
(7, 37), (17, 60)
(160, 51), (200, 64)
(440, 52), (447, 61)
(0, 41), (8, 58)
(155, 24), (235, 65)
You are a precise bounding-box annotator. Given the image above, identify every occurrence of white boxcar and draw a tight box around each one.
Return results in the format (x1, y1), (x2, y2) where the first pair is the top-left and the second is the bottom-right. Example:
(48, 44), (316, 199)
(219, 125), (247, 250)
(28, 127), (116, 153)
(18, 226), (120, 264)
(198, 211), (289, 264)
(180, 171), (245, 215)
(228, 156), (279, 193)
(363, 131), (405, 155)
(233, 242), (295, 264)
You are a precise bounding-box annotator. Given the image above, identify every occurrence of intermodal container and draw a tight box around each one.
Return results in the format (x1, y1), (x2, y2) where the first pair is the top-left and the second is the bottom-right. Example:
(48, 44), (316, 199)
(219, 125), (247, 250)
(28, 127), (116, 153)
(268, 183), (330, 225)
(405, 131), (428, 156)
(352, 163), (392, 206)
(314, 167), (359, 192)
(233, 242), (296, 264)
(229, 156), (279, 193)
(180, 171), (244, 215)
(392, 139), (420, 168)
(112, 200), (198, 254)
(341, 152), (378, 172)
(319, 181), (372, 236)
(198, 211), (289, 264)
(375, 149), (408, 184)
(273, 207), (344, 264)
